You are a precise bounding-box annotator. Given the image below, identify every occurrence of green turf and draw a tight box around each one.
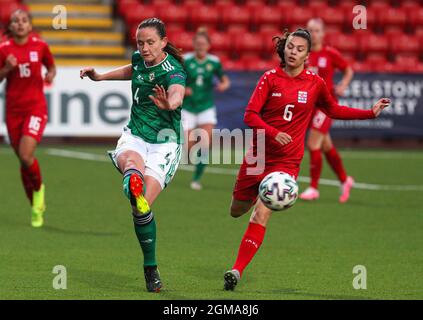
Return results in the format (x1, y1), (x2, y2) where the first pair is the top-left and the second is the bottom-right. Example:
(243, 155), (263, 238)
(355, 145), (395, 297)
(0, 145), (422, 300)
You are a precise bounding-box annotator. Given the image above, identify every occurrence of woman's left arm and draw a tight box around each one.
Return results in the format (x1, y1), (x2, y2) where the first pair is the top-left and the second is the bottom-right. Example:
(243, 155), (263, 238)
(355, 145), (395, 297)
(335, 66), (354, 96)
(149, 84), (185, 111)
(44, 64), (57, 84)
(216, 75), (231, 92)
(317, 78), (390, 119)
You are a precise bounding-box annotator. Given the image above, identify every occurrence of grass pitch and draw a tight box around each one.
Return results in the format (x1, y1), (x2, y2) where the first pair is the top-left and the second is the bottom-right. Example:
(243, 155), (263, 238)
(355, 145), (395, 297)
(0, 145), (422, 300)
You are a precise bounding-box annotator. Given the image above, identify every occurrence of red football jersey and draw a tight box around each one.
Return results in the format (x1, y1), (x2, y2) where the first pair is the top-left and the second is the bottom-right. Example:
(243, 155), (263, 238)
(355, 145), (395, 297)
(243, 67), (374, 170)
(307, 46), (348, 98)
(0, 36), (54, 114)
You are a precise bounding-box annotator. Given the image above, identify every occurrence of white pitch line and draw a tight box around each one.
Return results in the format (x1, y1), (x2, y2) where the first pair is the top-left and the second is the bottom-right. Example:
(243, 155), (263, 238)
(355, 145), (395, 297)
(2, 146), (423, 159)
(47, 148), (110, 162)
(45, 148), (423, 192)
(231, 149), (423, 160)
(325, 153), (423, 160)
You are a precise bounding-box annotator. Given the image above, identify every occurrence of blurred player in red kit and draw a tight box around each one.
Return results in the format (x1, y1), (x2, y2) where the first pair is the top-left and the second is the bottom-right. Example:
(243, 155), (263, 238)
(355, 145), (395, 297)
(223, 28), (390, 291)
(0, 10), (56, 227)
(300, 18), (355, 203)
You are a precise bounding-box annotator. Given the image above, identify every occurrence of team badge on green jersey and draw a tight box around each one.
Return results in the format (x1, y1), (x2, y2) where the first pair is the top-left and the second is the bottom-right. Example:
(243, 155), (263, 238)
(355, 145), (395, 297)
(127, 51), (187, 144)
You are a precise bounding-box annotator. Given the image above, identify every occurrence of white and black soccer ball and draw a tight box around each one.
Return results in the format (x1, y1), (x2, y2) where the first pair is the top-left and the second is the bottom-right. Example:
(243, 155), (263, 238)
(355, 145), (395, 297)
(258, 172), (299, 211)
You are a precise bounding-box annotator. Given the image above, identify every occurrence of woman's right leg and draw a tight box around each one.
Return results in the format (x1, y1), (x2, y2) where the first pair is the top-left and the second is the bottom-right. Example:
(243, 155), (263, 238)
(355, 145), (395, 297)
(116, 150), (163, 292)
(300, 128), (325, 201)
(117, 149), (147, 208)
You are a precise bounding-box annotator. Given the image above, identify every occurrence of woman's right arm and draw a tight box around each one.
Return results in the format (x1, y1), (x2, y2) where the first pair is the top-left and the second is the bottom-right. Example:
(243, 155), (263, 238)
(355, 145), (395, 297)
(244, 74), (281, 139)
(80, 64), (132, 81)
(0, 54), (17, 83)
(0, 67), (9, 83)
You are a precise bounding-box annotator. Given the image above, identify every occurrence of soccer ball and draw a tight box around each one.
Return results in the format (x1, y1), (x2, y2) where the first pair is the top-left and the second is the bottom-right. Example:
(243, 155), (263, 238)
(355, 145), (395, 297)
(258, 171), (299, 211)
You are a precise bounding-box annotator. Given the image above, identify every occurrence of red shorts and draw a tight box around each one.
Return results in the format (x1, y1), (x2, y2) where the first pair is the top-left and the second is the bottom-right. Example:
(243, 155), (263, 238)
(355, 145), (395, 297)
(232, 160), (299, 203)
(6, 112), (48, 149)
(310, 109), (332, 134)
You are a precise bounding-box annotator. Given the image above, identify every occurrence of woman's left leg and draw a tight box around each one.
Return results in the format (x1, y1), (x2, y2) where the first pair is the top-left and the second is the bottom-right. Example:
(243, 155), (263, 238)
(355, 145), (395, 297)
(191, 123), (213, 189)
(322, 134), (354, 203)
(18, 136), (45, 227)
(225, 199), (273, 290)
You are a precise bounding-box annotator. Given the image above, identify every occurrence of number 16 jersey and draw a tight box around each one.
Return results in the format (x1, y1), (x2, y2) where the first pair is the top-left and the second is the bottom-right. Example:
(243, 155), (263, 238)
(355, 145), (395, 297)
(0, 36), (54, 115)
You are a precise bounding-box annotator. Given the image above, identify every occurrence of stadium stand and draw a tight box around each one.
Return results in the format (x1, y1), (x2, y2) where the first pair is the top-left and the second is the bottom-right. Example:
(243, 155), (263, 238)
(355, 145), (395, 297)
(0, 0), (129, 66)
(1, 0), (422, 71)
(113, 0), (423, 72)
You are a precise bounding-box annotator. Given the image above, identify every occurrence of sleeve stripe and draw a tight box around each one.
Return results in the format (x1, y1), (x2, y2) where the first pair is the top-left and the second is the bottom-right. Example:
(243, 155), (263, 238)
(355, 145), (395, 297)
(162, 60), (175, 72)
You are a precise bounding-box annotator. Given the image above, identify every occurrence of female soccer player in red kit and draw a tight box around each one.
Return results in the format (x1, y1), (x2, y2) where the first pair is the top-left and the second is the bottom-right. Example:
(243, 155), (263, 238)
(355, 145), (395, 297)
(0, 10), (56, 227)
(300, 18), (355, 203)
(223, 28), (390, 291)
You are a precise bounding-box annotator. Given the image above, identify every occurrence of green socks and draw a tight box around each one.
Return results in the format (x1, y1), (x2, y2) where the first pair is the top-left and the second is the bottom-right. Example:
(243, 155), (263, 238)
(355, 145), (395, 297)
(123, 174), (131, 200)
(133, 211), (157, 267)
(124, 169), (156, 267)
(192, 149), (208, 182)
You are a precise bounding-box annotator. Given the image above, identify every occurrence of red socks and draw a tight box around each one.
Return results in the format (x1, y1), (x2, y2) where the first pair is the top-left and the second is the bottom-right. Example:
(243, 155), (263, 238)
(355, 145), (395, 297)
(27, 158), (42, 191)
(325, 147), (347, 183)
(20, 167), (34, 204)
(232, 222), (266, 277)
(310, 149), (322, 189)
(20, 158), (42, 203)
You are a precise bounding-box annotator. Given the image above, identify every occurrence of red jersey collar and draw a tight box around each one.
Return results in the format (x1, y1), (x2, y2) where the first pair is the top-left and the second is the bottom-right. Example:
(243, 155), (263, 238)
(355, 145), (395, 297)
(276, 66), (308, 79)
(11, 37), (31, 47)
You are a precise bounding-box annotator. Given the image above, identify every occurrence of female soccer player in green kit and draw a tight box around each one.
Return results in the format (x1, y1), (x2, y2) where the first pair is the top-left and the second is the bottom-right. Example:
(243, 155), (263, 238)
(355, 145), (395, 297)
(182, 28), (230, 190)
(80, 18), (186, 293)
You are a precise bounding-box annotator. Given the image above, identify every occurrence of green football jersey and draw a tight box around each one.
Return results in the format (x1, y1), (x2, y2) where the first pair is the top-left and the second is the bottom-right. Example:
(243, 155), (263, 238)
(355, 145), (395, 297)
(127, 51), (186, 144)
(182, 53), (225, 114)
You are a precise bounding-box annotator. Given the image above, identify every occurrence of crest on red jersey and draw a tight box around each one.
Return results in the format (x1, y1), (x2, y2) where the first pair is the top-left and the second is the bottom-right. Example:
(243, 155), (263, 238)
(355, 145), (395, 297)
(318, 57), (327, 68)
(30, 51), (38, 62)
(298, 91), (308, 104)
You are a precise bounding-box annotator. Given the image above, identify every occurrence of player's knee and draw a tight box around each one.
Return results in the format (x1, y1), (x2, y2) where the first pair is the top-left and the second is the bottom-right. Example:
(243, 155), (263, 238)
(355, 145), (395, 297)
(322, 140), (333, 153)
(18, 151), (34, 167)
(123, 159), (139, 172)
(229, 204), (249, 218)
(230, 198), (254, 217)
(230, 208), (243, 218)
(307, 140), (319, 151)
(322, 144), (331, 153)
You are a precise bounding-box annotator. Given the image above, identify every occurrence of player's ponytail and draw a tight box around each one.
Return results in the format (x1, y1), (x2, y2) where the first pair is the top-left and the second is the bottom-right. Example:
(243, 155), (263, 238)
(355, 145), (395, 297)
(163, 42), (184, 66)
(138, 18), (185, 67)
(273, 28), (312, 67)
